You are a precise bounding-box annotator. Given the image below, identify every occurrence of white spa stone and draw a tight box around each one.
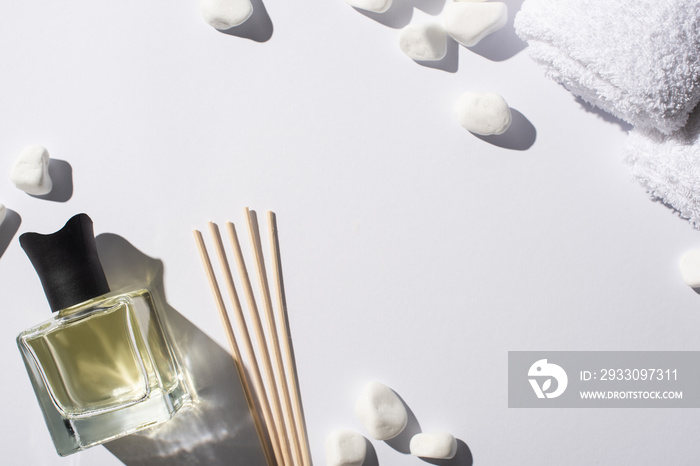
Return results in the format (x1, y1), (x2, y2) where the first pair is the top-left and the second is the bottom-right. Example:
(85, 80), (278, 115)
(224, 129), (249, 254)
(346, 0), (393, 14)
(443, 2), (508, 47)
(0, 204), (6, 226)
(455, 91), (512, 135)
(399, 22), (448, 62)
(200, 0), (253, 30)
(410, 432), (458, 459)
(679, 249), (700, 288)
(10, 145), (52, 196)
(325, 430), (367, 466)
(355, 381), (407, 440)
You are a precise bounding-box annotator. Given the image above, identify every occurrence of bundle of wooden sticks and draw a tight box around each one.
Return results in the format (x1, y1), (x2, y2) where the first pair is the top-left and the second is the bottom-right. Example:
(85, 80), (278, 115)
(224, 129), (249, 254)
(194, 208), (310, 466)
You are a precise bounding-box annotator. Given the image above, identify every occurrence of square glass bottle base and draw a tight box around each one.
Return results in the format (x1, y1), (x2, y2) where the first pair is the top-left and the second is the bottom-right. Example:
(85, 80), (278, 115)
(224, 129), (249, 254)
(18, 289), (191, 456)
(52, 383), (188, 456)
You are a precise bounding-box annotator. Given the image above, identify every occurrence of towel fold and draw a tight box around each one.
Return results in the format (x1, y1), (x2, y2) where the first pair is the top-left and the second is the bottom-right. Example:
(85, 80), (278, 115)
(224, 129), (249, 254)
(515, 0), (700, 134)
(624, 107), (700, 228)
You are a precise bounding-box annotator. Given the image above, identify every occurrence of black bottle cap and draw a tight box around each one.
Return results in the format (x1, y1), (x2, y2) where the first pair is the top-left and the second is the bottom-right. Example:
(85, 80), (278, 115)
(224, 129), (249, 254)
(20, 213), (110, 313)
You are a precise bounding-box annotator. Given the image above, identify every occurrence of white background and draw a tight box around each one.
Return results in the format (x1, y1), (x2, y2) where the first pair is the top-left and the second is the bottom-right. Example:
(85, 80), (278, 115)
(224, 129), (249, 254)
(2, 1), (700, 465)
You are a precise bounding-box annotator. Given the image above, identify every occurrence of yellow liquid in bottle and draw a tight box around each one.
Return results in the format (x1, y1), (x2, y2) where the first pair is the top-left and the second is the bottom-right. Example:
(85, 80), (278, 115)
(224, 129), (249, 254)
(21, 290), (184, 420)
(26, 304), (149, 416)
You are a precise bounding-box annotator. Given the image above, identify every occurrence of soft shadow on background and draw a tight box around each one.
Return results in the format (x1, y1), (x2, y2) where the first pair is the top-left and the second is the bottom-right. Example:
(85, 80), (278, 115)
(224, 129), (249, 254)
(384, 390), (473, 465)
(0, 209), (21, 259)
(469, 0), (527, 62)
(96, 234), (267, 466)
(385, 393), (422, 454)
(355, 0), (447, 29)
(221, 0), (273, 43)
(363, 440), (380, 466)
(474, 109), (536, 150)
(423, 440), (474, 466)
(416, 37), (459, 73)
(575, 97), (634, 132)
(352, 0), (525, 71)
(31, 159), (73, 203)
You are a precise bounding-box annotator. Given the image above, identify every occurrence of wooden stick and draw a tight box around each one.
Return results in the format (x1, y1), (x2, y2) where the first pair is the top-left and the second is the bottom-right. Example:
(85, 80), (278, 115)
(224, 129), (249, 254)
(226, 220), (293, 466)
(207, 223), (284, 466)
(267, 211), (312, 466)
(192, 230), (276, 466)
(244, 209), (303, 466)
(267, 212), (311, 466)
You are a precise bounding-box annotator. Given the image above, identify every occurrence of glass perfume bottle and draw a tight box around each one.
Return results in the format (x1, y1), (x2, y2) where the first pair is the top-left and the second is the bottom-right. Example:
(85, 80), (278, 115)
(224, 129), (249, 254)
(17, 214), (190, 456)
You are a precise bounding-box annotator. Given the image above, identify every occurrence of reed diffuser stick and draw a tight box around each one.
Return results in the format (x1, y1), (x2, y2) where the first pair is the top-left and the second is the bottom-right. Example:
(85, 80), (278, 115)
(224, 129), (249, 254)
(244, 209), (303, 465)
(207, 223), (284, 466)
(226, 220), (293, 466)
(192, 230), (276, 466)
(267, 211), (312, 466)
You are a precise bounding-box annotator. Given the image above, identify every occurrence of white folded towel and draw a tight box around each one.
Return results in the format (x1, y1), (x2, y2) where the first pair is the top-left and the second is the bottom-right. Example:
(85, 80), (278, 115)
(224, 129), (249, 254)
(515, 0), (700, 228)
(514, 0), (700, 135)
(624, 108), (700, 228)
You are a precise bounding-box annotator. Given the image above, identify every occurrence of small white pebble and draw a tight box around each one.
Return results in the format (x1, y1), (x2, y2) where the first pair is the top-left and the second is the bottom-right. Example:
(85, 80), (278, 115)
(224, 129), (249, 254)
(355, 381), (407, 440)
(325, 430), (367, 466)
(399, 22), (448, 62)
(10, 145), (52, 196)
(410, 432), (458, 459)
(0, 204), (6, 226)
(346, 0), (392, 14)
(455, 91), (512, 135)
(200, 0), (253, 30)
(443, 2), (508, 47)
(679, 250), (700, 288)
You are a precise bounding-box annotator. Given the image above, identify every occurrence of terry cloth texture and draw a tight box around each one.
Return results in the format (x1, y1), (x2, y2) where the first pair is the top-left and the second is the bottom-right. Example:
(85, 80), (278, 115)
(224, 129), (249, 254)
(624, 108), (700, 228)
(514, 0), (700, 135)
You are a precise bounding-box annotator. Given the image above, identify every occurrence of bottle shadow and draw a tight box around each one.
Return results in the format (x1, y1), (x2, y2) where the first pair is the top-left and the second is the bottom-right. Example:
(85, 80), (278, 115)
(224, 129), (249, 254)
(220, 0), (273, 43)
(472, 108), (536, 150)
(468, 0), (527, 62)
(0, 209), (21, 259)
(95, 234), (267, 466)
(30, 159), (73, 203)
